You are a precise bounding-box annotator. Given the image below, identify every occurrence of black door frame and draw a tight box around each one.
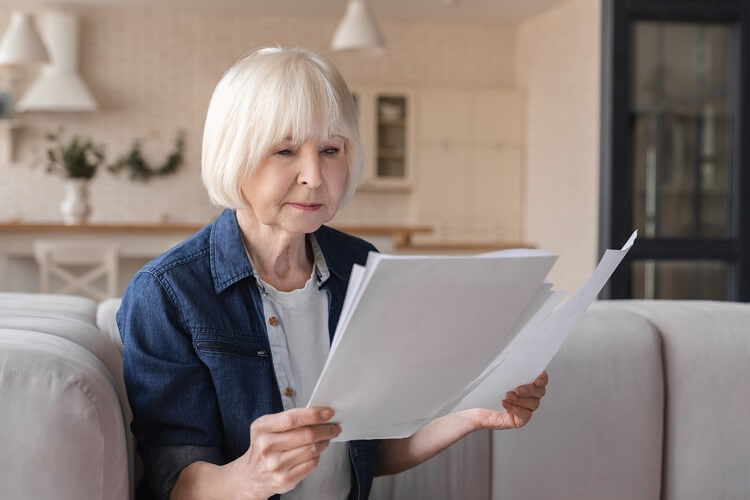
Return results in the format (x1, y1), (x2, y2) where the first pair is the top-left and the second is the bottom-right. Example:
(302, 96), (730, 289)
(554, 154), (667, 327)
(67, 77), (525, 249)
(600, 0), (750, 300)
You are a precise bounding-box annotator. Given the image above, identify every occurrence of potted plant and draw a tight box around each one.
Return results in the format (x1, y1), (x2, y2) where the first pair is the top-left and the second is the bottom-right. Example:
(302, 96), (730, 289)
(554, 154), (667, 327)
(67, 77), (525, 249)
(108, 131), (185, 182)
(45, 129), (107, 225)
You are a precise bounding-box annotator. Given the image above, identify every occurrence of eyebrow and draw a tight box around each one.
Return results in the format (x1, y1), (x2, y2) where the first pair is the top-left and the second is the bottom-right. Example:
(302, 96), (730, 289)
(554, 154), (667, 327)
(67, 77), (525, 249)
(281, 135), (344, 142)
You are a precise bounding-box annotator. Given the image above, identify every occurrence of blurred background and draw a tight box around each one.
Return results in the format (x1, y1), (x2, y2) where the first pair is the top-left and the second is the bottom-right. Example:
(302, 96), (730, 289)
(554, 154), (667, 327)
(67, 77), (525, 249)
(0, 0), (748, 301)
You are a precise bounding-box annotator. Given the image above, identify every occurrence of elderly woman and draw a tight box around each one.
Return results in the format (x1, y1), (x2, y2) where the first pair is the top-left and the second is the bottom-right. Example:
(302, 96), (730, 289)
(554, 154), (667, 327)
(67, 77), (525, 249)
(117, 47), (549, 500)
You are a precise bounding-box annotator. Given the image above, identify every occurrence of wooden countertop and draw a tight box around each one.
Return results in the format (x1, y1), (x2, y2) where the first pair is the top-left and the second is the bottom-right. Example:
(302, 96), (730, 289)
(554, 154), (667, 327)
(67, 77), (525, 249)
(0, 221), (434, 247)
(396, 241), (537, 251)
(0, 222), (535, 252)
(0, 221), (433, 234)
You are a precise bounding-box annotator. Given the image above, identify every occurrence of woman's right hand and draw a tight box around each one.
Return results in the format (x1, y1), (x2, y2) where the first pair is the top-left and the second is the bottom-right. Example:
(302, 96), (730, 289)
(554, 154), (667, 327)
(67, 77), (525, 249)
(170, 407), (341, 500)
(229, 406), (342, 499)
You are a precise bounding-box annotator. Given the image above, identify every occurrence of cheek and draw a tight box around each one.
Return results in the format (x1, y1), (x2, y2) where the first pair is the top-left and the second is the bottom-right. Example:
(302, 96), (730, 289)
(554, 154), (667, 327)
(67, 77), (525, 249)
(329, 164), (349, 198)
(254, 168), (288, 196)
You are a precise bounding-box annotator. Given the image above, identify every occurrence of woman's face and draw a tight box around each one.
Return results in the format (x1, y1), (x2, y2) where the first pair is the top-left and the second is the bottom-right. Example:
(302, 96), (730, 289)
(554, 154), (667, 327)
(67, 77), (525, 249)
(240, 136), (349, 234)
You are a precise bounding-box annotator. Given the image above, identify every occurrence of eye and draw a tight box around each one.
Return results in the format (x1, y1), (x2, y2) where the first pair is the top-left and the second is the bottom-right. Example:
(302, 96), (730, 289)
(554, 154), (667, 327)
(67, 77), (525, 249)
(322, 147), (340, 156)
(276, 148), (295, 156)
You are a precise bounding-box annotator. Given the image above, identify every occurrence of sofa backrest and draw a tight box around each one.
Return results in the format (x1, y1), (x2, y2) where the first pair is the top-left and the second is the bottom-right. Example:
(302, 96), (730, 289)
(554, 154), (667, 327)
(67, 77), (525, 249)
(488, 300), (750, 500)
(491, 301), (665, 500)
(0, 329), (129, 500)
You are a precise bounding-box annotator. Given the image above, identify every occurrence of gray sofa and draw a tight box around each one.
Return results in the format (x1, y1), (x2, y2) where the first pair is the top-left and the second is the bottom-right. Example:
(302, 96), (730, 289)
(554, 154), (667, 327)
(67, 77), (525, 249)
(1, 293), (748, 500)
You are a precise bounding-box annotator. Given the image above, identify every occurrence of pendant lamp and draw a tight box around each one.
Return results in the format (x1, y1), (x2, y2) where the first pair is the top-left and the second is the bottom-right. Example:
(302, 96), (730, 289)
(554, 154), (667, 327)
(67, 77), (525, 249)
(17, 10), (97, 112)
(331, 0), (385, 53)
(0, 11), (49, 67)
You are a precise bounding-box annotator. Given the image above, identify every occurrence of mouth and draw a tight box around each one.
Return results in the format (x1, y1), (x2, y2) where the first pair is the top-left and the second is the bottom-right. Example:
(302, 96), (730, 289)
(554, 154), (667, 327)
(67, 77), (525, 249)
(288, 203), (323, 212)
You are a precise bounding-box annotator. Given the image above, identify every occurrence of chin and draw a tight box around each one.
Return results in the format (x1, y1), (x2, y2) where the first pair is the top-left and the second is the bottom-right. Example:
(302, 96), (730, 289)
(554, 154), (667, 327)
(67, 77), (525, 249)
(285, 218), (326, 234)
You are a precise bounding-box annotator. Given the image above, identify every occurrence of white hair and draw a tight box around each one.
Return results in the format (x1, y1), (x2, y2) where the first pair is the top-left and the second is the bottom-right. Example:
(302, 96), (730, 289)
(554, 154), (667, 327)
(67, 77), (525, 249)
(201, 47), (362, 209)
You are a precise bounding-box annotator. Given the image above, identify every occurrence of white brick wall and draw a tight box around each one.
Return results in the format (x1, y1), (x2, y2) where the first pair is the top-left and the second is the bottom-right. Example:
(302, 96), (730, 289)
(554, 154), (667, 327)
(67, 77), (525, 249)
(0, 6), (516, 230)
(517, 0), (601, 292)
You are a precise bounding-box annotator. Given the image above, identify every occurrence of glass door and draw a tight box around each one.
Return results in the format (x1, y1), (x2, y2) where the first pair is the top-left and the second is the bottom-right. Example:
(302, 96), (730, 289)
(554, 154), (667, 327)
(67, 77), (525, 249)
(601, 0), (750, 300)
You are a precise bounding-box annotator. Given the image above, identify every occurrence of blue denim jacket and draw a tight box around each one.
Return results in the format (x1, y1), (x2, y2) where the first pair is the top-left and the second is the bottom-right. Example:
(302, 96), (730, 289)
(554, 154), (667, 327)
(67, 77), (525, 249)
(117, 208), (379, 500)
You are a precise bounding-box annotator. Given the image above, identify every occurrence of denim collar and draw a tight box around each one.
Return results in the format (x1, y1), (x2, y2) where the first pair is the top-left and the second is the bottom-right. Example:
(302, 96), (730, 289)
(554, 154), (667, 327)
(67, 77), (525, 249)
(210, 208), (345, 294)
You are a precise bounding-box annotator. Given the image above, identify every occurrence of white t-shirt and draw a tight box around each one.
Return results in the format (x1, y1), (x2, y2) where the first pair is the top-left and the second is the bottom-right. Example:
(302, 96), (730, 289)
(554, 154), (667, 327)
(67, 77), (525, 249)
(256, 266), (351, 500)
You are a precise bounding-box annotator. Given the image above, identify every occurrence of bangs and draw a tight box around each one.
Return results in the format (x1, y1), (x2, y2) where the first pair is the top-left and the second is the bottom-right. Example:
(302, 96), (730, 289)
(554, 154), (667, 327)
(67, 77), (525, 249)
(252, 54), (351, 153)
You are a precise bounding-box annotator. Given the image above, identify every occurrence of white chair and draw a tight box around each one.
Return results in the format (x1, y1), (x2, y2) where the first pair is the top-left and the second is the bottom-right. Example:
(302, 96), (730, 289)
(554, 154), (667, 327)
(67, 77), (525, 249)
(32, 240), (119, 300)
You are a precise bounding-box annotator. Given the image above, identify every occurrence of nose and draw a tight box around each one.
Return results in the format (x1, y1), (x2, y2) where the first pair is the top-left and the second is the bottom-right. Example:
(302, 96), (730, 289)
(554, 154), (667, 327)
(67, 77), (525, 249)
(297, 146), (322, 188)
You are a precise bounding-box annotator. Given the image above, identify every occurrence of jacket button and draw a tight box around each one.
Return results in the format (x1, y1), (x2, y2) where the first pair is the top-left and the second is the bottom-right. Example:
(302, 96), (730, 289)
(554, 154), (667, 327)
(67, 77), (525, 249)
(268, 316), (279, 326)
(284, 387), (295, 398)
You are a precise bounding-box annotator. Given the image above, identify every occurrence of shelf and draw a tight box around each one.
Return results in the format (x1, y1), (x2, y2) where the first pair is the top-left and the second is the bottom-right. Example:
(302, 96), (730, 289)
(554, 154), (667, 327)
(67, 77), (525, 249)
(378, 119), (406, 127)
(635, 187), (728, 197)
(630, 108), (730, 119)
(357, 180), (413, 192)
(377, 148), (406, 159)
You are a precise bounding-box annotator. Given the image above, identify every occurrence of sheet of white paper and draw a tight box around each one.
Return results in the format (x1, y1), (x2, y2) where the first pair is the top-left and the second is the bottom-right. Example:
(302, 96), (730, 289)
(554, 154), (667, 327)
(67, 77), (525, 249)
(449, 230), (637, 412)
(329, 253), (384, 356)
(308, 253), (558, 441)
(479, 249), (556, 258)
(330, 263), (366, 354)
(433, 288), (565, 417)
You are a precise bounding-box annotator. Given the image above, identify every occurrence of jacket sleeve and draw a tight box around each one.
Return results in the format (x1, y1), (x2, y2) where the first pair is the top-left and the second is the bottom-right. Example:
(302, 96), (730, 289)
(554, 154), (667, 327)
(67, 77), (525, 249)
(117, 270), (225, 500)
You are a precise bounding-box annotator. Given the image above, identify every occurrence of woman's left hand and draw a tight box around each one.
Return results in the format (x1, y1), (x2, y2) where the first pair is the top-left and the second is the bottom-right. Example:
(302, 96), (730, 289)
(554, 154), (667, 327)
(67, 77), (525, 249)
(376, 371), (550, 476)
(469, 371), (549, 431)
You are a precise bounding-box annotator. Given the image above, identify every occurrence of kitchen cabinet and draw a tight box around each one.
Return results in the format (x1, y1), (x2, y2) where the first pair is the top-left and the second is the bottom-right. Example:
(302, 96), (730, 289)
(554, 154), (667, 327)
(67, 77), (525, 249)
(351, 87), (414, 190)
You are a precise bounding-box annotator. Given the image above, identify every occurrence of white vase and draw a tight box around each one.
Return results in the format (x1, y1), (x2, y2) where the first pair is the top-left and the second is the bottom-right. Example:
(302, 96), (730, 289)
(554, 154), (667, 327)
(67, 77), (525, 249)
(60, 178), (91, 225)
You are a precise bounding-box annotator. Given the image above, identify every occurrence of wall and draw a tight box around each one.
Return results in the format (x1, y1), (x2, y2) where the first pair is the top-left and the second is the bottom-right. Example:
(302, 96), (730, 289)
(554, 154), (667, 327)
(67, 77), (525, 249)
(516, 0), (601, 292)
(0, 6), (517, 234)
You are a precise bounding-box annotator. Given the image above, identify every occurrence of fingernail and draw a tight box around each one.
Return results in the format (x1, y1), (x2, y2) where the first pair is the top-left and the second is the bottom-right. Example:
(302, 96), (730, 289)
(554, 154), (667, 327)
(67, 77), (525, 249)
(321, 408), (334, 420)
(508, 392), (518, 401)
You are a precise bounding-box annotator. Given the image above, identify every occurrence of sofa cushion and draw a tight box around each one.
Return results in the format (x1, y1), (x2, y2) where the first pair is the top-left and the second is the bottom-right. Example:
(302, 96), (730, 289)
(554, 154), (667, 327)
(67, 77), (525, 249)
(97, 298), (124, 353)
(616, 300), (750, 500)
(491, 301), (665, 500)
(0, 316), (126, 404)
(0, 292), (98, 323)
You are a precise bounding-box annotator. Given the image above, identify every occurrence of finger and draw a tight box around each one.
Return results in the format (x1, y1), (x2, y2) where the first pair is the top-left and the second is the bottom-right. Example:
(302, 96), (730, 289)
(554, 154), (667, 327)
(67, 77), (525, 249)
(514, 383), (546, 398)
(501, 400), (533, 426)
(534, 371), (549, 387)
(271, 455), (322, 495)
(285, 456), (321, 486)
(252, 407), (335, 434)
(273, 423), (342, 452)
(505, 392), (540, 412)
(275, 439), (330, 470)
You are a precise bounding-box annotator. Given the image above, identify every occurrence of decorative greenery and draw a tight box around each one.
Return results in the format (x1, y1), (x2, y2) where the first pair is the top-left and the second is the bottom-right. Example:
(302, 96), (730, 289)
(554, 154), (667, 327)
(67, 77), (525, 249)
(109, 131), (186, 182)
(45, 129), (106, 179)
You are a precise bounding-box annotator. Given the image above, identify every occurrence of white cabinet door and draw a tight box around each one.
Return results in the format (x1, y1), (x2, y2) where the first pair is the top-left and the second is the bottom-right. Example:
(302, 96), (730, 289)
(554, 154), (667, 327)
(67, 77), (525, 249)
(470, 146), (523, 241)
(473, 89), (523, 147)
(413, 146), (471, 241)
(417, 89), (473, 146)
(415, 88), (523, 242)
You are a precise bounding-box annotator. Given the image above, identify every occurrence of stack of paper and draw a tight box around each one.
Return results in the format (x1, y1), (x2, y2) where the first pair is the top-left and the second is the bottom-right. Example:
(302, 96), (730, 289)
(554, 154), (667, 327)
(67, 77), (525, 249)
(308, 231), (637, 441)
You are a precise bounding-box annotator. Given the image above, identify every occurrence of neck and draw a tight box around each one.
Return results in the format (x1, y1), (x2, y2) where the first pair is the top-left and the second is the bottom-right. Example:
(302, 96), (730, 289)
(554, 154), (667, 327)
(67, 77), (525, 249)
(235, 209), (313, 290)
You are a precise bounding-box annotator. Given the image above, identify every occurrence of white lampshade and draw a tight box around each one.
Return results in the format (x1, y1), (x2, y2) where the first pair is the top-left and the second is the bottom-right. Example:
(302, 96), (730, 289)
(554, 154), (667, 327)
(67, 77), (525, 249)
(331, 0), (385, 53)
(17, 70), (97, 111)
(0, 11), (50, 66)
(16, 10), (97, 112)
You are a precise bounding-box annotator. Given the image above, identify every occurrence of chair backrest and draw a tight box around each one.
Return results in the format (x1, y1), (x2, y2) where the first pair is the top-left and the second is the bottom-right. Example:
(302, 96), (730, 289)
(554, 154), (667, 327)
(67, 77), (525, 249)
(32, 240), (119, 301)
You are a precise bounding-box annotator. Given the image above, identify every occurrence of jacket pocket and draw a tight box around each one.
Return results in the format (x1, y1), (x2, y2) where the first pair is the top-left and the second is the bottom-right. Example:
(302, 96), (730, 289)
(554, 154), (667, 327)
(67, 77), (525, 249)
(193, 334), (270, 359)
